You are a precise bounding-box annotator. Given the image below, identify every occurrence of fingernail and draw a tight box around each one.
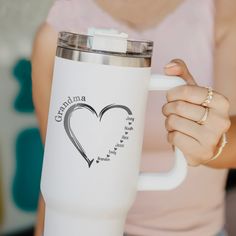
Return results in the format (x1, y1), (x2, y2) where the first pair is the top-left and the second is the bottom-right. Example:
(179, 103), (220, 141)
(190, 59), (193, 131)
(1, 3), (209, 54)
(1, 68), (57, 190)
(164, 62), (178, 68)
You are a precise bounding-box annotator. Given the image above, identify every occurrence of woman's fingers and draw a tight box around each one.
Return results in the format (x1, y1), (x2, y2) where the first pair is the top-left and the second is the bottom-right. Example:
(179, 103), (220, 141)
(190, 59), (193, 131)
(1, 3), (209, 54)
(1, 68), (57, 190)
(165, 113), (227, 152)
(166, 85), (230, 113)
(164, 59), (229, 113)
(165, 114), (203, 142)
(164, 59), (197, 85)
(163, 59), (231, 166)
(167, 131), (209, 166)
(164, 110), (231, 165)
(163, 101), (231, 134)
(162, 101), (206, 122)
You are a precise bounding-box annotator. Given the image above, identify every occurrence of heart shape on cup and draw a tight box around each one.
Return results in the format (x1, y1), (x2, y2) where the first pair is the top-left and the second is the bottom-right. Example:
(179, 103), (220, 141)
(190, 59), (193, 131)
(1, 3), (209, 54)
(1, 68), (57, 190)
(64, 103), (132, 168)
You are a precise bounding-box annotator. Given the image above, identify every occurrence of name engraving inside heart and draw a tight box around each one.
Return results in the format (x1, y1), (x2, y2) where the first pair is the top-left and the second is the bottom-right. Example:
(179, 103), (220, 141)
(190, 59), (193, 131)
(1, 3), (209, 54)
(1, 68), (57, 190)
(64, 103), (133, 168)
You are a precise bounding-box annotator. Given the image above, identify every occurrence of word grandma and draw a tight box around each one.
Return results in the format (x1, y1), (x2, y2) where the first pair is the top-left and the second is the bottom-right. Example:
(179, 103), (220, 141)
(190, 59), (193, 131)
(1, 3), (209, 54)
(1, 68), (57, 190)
(55, 96), (86, 122)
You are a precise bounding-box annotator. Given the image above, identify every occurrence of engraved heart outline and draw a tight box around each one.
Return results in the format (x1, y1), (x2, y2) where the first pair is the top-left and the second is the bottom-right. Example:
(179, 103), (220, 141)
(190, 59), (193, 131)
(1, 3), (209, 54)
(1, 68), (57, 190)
(64, 103), (132, 168)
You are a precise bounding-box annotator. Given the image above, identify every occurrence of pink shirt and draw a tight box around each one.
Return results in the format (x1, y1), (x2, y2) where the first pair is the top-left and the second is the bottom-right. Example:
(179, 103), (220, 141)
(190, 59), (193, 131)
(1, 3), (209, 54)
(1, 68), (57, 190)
(47, 0), (228, 235)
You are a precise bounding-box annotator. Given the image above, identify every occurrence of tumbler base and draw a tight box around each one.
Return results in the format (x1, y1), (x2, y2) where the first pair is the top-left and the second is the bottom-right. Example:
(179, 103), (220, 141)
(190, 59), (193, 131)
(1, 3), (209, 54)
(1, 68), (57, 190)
(44, 207), (125, 236)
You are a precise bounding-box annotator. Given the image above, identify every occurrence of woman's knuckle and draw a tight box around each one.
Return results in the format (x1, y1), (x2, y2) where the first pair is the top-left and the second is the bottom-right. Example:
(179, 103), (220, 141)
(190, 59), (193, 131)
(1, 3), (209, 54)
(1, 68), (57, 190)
(172, 58), (185, 65)
(162, 104), (167, 115)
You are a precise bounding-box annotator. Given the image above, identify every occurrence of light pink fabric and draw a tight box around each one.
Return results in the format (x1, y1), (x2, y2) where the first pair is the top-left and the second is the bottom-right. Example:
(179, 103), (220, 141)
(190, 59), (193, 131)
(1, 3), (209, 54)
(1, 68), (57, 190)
(47, 0), (228, 235)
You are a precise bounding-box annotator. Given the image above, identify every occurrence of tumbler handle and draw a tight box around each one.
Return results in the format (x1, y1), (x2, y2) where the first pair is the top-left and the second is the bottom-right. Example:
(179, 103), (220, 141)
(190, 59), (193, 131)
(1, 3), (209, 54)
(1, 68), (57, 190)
(138, 74), (187, 191)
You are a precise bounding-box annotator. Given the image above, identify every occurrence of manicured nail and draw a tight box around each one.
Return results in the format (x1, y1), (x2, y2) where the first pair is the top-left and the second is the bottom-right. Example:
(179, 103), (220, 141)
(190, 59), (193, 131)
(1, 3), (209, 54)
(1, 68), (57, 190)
(165, 62), (178, 68)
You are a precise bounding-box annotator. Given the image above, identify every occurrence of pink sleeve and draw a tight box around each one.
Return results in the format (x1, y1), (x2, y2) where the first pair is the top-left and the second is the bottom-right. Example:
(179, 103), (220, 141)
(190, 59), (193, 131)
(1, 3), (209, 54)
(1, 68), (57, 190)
(46, 0), (79, 32)
(46, 0), (116, 34)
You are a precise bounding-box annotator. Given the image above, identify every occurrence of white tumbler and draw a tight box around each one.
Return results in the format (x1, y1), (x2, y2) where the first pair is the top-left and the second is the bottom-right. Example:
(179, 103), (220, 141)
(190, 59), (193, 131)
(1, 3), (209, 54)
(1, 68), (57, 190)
(41, 30), (187, 236)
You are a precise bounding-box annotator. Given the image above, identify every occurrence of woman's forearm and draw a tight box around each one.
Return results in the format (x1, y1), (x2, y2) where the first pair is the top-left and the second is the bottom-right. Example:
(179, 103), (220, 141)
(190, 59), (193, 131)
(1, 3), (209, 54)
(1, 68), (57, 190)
(31, 23), (57, 236)
(206, 115), (236, 169)
(34, 195), (45, 236)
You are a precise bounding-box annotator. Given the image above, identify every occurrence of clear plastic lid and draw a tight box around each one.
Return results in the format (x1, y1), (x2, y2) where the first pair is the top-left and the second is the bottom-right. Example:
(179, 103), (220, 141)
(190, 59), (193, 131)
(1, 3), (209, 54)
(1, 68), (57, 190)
(58, 31), (153, 58)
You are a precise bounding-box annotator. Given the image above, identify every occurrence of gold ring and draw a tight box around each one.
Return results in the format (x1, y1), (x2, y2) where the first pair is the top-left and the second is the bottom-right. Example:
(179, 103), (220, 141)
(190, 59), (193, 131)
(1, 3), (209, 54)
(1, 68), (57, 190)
(197, 107), (209, 125)
(202, 87), (213, 107)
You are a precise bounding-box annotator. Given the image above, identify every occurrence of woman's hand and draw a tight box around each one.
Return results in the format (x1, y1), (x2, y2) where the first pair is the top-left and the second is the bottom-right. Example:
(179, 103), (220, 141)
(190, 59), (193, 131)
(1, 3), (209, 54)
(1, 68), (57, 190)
(162, 59), (231, 166)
